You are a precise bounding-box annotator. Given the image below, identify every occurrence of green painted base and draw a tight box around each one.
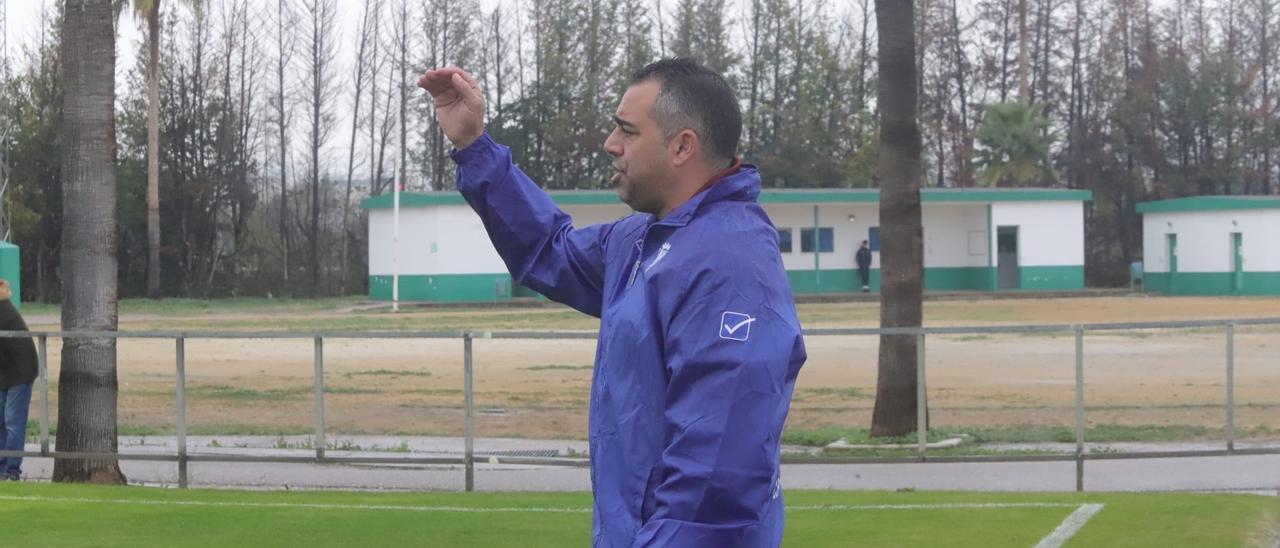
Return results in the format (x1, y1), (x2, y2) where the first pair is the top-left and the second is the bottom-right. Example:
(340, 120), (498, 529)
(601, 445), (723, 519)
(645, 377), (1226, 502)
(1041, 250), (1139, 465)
(926, 267), (991, 291)
(785, 265), (1084, 294)
(1019, 266), (1086, 291)
(369, 274), (514, 302)
(787, 269), (876, 294)
(1144, 272), (1280, 295)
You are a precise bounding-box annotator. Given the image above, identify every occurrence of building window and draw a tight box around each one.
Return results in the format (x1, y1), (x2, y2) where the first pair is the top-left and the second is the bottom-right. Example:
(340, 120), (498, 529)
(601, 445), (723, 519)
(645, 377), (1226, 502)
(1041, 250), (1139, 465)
(777, 228), (793, 253)
(868, 227), (881, 251)
(801, 227), (834, 253)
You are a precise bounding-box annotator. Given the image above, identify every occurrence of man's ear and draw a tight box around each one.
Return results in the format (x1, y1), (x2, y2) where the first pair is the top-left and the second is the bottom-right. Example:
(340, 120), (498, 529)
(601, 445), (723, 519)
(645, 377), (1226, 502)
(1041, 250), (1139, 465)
(670, 129), (699, 167)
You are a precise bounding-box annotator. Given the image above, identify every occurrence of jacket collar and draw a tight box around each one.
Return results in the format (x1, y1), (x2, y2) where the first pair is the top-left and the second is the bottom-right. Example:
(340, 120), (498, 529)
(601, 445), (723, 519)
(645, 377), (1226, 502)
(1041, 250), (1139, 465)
(652, 161), (761, 228)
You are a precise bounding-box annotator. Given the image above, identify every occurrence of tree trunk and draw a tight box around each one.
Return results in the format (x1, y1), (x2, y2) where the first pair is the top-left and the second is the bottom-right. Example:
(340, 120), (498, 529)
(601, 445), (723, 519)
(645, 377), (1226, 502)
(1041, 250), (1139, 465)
(278, 0), (291, 292)
(1018, 0), (1030, 100)
(146, 2), (163, 299)
(950, 0), (972, 187)
(871, 0), (925, 438)
(1262, 0), (1274, 195)
(55, 0), (125, 484)
(342, 0), (374, 297)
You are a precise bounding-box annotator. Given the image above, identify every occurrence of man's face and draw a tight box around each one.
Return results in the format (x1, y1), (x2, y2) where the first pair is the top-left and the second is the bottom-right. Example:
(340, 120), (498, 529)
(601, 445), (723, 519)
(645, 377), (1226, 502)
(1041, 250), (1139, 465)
(604, 80), (673, 215)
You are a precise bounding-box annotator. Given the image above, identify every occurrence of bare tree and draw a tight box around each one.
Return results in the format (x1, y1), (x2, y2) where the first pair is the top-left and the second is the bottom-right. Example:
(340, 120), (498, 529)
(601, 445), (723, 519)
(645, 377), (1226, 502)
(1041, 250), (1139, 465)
(272, 0), (298, 292)
(341, 0), (379, 296)
(394, 0), (411, 196)
(55, 0), (126, 484)
(1255, 0), (1277, 194)
(950, 0), (974, 186)
(300, 0), (338, 295)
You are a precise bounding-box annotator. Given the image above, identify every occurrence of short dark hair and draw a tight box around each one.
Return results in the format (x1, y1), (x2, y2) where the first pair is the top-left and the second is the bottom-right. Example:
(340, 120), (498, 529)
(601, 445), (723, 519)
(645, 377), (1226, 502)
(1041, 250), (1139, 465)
(630, 58), (741, 162)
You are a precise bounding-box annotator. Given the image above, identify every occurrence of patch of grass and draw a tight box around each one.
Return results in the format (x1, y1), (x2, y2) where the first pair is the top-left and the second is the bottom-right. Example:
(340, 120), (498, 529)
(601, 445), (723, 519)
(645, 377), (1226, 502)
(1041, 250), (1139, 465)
(521, 364), (593, 371)
(189, 385), (309, 401)
(948, 424), (1217, 444)
(798, 387), (867, 399)
(781, 423), (1238, 447)
(947, 335), (992, 342)
(17, 302), (59, 317)
(116, 297), (366, 316)
(790, 447), (1062, 459)
(25, 423), (318, 438)
(323, 386), (381, 395)
(4, 484), (1279, 547)
(0, 296), (368, 320)
(782, 427), (955, 447)
(402, 388), (463, 395)
(130, 310), (598, 333)
(344, 369), (432, 377)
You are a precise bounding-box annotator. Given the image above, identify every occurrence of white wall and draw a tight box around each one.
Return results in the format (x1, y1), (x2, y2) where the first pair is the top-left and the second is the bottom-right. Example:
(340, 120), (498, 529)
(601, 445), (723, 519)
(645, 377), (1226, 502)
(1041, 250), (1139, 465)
(923, 204), (990, 268)
(370, 200), (1088, 276)
(370, 202), (633, 277)
(1142, 210), (1280, 273)
(767, 204), (881, 271)
(766, 203), (991, 270)
(368, 208), (436, 276)
(369, 205), (507, 276)
(991, 202), (1085, 267)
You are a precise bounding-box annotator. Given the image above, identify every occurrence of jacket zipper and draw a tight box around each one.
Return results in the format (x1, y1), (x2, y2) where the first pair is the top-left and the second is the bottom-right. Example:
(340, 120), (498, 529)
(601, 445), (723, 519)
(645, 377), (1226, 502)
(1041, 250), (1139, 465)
(627, 240), (643, 287)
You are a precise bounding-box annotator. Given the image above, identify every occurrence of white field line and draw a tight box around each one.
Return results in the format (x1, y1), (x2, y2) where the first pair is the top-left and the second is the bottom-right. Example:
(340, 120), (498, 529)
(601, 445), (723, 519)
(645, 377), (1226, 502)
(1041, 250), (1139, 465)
(0, 495), (1084, 514)
(788, 503), (1080, 511)
(1034, 503), (1106, 548)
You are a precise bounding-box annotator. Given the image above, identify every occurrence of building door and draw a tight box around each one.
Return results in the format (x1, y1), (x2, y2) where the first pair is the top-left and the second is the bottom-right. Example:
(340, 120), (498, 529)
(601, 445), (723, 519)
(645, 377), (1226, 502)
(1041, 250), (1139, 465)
(1167, 234), (1178, 292)
(1231, 233), (1243, 293)
(997, 226), (1020, 290)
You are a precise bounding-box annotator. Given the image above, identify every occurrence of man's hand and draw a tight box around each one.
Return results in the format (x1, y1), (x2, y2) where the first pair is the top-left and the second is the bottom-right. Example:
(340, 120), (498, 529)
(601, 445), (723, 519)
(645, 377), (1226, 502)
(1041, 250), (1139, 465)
(417, 67), (486, 150)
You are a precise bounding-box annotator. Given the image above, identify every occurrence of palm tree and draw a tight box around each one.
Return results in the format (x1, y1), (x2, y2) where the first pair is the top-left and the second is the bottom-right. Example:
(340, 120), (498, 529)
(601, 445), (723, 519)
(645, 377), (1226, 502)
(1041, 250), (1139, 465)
(871, 0), (925, 438)
(131, 0), (202, 299)
(975, 102), (1056, 187)
(55, 0), (126, 484)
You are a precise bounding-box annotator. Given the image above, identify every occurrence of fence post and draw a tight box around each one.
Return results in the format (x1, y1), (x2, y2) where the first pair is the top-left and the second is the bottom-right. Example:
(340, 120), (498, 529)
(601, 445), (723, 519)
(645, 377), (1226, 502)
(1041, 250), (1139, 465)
(176, 336), (188, 488)
(916, 332), (927, 461)
(1226, 323), (1235, 452)
(314, 336), (325, 460)
(1074, 325), (1086, 492)
(464, 333), (475, 492)
(38, 335), (49, 455)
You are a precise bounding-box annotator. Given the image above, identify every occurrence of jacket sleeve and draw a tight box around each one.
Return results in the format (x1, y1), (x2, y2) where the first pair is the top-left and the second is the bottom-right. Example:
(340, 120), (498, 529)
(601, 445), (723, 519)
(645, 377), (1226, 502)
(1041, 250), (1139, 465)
(452, 133), (612, 317)
(632, 260), (801, 547)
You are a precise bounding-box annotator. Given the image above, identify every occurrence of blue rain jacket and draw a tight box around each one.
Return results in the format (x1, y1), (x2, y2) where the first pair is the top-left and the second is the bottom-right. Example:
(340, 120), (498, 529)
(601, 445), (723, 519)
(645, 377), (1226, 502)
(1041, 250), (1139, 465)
(453, 133), (806, 547)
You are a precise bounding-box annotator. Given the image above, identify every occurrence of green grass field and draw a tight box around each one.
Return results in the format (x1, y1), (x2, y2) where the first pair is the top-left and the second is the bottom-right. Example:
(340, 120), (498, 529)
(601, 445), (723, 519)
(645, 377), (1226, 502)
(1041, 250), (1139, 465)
(0, 483), (1276, 547)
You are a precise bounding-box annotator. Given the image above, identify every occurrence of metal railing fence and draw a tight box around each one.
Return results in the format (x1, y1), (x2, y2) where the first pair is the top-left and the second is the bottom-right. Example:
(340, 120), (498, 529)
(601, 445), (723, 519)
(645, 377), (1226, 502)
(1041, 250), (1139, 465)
(1, 316), (1277, 492)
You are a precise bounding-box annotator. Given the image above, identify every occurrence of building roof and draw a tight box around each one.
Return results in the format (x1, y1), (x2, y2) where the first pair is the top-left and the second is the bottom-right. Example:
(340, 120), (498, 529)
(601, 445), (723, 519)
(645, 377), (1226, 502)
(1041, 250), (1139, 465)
(1136, 196), (1280, 214)
(362, 187), (1093, 210)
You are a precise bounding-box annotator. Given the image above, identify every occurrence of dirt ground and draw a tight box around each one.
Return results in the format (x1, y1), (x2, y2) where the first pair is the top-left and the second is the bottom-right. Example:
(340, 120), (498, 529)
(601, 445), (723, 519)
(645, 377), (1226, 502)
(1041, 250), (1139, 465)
(25, 296), (1280, 440)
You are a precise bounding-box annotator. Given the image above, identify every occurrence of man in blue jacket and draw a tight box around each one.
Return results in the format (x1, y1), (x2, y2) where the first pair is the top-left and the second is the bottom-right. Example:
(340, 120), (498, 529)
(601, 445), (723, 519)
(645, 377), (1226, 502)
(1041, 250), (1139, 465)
(419, 58), (806, 547)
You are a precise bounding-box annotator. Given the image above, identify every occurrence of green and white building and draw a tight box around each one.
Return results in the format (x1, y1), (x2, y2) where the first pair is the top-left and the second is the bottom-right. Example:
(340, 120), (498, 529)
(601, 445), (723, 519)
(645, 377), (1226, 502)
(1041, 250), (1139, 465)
(362, 188), (1092, 302)
(1137, 196), (1280, 295)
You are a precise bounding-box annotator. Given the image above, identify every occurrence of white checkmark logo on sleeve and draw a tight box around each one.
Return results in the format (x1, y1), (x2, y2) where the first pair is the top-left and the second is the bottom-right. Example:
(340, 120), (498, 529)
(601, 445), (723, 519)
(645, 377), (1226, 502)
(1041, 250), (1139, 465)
(724, 317), (755, 334)
(720, 312), (755, 341)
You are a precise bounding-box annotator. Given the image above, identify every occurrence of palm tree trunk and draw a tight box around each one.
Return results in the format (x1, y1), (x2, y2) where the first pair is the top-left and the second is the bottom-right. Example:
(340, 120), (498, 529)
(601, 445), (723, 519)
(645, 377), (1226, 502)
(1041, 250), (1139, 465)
(147, 2), (163, 299)
(871, 0), (925, 438)
(55, 0), (126, 484)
